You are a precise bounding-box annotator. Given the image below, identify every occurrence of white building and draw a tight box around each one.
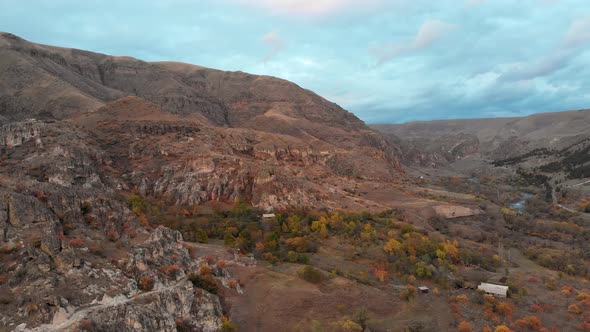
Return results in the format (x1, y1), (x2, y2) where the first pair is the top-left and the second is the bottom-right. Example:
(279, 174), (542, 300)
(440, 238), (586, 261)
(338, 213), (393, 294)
(477, 282), (509, 298)
(262, 213), (276, 219)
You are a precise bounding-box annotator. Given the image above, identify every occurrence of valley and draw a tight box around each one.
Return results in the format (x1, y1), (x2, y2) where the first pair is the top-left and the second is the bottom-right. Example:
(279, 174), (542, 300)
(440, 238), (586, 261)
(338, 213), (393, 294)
(0, 32), (589, 332)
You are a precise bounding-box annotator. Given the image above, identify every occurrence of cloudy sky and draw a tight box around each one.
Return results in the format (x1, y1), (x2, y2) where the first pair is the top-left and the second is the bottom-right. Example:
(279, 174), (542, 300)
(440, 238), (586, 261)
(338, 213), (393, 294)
(1, 0), (590, 123)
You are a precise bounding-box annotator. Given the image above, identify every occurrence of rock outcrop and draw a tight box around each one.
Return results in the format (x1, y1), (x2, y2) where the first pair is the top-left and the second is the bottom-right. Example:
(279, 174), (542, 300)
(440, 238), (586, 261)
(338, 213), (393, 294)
(5, 224), (228, 331)
(0, 33), (410, 330)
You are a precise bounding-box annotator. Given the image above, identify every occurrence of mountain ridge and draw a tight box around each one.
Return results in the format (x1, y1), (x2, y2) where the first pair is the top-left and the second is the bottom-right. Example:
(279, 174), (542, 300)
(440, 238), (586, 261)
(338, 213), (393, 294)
(372, 108), (590, 167)
(0, 31), (365, 139)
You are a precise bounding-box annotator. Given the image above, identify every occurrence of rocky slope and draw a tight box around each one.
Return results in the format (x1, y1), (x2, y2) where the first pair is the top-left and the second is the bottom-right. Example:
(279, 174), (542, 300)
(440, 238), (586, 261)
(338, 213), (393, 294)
(0, 117), (231, 331)
(0, 32), (404, 210)
(372, 109), (590, 181)
(373, 109), (590, 164)
(0, 32), (364, 142)
(0, 33), (412, 330)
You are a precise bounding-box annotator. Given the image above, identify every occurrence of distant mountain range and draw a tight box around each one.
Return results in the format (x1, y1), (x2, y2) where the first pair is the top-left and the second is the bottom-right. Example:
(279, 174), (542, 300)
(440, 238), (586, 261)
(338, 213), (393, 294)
(373, 110), (590, 182)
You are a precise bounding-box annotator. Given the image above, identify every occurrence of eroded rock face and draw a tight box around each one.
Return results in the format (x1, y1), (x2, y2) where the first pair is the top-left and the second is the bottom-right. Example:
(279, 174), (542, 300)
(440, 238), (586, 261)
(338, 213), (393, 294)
(0, 33), (407, 212)
(71, 282), (222, 332)
(0, 119), (43, 148)
(5, 224), (227, 331)
(0, 120), (230, 330)
(0, 34), (410, 331)
(0, 186), (139, 329)
(389, 133), (480, 168)
(126, 227), (194, 284)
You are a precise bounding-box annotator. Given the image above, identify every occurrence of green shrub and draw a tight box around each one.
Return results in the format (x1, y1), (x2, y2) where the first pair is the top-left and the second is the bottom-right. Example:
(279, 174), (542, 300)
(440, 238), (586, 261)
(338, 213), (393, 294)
(195, 228), (208, 244)
(224, 233), (236, 246)
(128, 195), (147, 214)
(188, 272), (218, 294)
(221, 316), (237, 332)
(298, 266), (323, 284)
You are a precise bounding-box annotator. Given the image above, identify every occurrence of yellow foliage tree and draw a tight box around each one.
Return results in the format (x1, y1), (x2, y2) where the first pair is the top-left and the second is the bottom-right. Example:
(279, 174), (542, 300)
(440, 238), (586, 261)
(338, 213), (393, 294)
(383, 238), (403, 256)
(361, 224), (376, 241)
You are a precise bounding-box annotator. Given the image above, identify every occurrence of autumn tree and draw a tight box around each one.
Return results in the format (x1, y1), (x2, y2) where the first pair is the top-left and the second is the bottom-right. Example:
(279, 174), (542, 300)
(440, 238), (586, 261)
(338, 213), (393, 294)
(457, 321), (473, 332)
(513, 316), (543, 331)
(568, 303), (583, 315)
(562, 285), (574, 306)
(495, 325), (512, 332)
(383, 238), (403, 256)
(372, 263), (389, 284)
(400, 285), (416, 301)
(495, 302), (514, 321)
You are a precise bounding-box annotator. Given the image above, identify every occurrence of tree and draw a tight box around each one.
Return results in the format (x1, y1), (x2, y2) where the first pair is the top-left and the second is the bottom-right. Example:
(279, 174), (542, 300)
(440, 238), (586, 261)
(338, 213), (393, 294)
(457, 321), (473, 332)
(311, 219), (329, 238)
(495, 302), (514, 321)
(284, 236), (310, 253)
(414, 262), (432, 279)
(220, 316), (237, 332)
(298, 266), (323, 284)
(495, 325), (512, 332)
(372, 263), (389, 283)
(195, 228), (208, 243)
(138, 274), (155, 291)
(513, 316), (543, 331)
(568, 303), (583, 315)
(400, 285), (416, 301)
(224, 233), (236, 246)
(383, 238), (403, 256)
(562, 285), (575, 307)
(360, 224), (377, 241)
(332, 319), (362, 332)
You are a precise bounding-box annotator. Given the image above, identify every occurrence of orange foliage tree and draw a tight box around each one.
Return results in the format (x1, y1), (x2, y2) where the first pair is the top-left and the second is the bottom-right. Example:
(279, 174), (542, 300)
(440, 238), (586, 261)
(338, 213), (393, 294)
(568, 303), (583, 315)
(495, 325), (513, 332)
(513, 316), (543, 331)
(372, 263), (389, 284)
(496, 302), (514, 321)
(457, 321), (473, 332)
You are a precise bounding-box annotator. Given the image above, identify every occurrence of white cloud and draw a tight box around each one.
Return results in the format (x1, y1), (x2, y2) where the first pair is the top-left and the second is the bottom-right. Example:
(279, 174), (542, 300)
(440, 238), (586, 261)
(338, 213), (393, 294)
(563, 17), (590, 48)
(500, 50), (571, 81)
(372, 20), (457, 64)
(262, 31), (285, 62)
(500, 17), (590, 82)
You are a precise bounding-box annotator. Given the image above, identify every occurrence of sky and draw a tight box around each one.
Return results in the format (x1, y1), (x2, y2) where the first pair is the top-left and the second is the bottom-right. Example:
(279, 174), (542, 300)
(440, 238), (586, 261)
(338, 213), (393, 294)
(1, 0), (590, 123)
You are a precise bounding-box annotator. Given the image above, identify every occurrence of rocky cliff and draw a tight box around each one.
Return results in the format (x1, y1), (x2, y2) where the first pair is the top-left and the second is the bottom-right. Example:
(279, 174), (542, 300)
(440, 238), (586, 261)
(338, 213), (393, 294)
(0, 32), (405, 209)
(372, 109), (590, 165)
(0, 33), (411, 329)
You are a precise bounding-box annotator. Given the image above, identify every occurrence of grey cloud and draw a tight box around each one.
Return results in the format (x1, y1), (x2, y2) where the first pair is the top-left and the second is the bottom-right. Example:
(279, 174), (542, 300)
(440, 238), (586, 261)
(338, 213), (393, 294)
(371, 20), (457, 65)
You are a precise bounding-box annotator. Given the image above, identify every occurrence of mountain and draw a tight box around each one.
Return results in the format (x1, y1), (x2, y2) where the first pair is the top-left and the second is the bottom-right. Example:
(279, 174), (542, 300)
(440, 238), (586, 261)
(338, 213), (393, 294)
(3, 33), (590, 332)
(0, 33), (413, 330)
(0, 32), (364, 143)
(0, 32), (407, 210)
(372, 109), (590, 170)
